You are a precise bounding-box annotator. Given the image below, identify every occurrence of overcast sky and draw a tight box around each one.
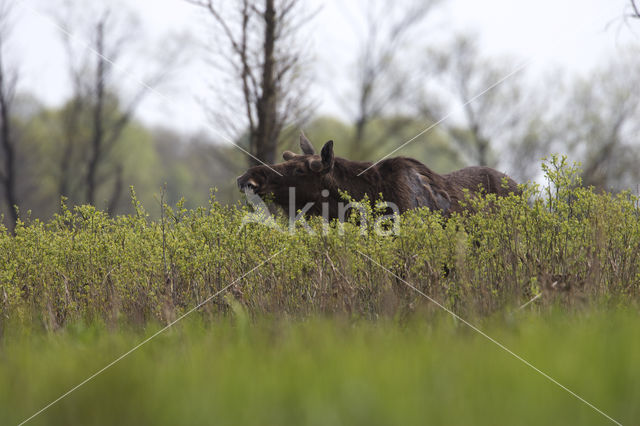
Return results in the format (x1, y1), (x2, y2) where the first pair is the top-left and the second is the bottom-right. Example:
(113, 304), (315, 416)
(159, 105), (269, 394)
(9, 0), (637, 137)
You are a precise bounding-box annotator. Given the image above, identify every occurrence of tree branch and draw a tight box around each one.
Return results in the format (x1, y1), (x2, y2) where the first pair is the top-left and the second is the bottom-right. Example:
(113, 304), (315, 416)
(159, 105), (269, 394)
(631, 0), (640, 18)
(186, 0), (313, 166)
(185, 0), (245, 55)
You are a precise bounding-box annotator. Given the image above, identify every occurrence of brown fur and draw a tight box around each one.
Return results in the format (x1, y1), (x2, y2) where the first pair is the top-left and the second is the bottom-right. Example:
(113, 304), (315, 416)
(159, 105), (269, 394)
(237, 135), (520, 219)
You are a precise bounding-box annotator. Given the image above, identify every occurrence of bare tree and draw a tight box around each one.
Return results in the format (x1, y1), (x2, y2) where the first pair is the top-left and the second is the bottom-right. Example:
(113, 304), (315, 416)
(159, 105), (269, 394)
(55, 2), (175, 210)
(429, 36), (503, 167)
(186, 0), (313, 166)
(84, 12), (136, 209)
(52, 3), (89, 205)
(0, 1), (18, 230)
(346, 0), (438, 159)
(56, 85), (85, 205)
(552, 48), (640, 190)
(426, 35), (550, 180)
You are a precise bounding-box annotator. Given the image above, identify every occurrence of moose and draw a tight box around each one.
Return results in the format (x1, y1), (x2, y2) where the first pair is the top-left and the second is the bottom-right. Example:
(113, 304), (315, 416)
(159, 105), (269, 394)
(237, 133), (520, 220)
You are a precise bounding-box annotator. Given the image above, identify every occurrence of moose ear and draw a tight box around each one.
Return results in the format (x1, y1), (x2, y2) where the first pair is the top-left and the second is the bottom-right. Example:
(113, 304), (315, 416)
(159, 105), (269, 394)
(299, 132), (315, 155)
(321, 140), (334, 170)
(283, 150), (296, 161)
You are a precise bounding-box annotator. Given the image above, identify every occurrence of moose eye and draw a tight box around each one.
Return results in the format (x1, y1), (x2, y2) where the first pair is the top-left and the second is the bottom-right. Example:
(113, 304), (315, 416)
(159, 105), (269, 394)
(293, 168), (305, 176)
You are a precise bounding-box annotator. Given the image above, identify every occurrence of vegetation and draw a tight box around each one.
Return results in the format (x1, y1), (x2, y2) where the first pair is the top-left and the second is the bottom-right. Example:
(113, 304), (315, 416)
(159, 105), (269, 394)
(1, 157), (639, 333)
(2, 311), (639, 425)
(1, 157), (638, 425)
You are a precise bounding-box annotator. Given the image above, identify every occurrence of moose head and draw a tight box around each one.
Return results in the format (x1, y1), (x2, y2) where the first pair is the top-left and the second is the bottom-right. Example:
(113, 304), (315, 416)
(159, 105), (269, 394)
(237, 133), (337, 215)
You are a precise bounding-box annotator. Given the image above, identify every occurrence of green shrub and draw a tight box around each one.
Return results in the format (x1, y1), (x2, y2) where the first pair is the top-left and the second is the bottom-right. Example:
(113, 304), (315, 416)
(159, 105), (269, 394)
(1, 156), (639, 333)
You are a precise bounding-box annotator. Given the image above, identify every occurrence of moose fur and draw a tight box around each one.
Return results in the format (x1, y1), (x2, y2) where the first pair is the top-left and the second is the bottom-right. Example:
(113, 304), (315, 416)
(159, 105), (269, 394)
(237, 133), (520, 219)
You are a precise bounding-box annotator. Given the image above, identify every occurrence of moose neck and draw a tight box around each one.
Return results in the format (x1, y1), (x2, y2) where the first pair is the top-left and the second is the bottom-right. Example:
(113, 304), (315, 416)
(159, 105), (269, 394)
(321, 157), (383, 205)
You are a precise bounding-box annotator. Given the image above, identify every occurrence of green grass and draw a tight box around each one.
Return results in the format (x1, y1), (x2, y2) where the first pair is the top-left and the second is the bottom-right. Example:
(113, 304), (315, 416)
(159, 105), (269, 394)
(2, 310), (638, 426)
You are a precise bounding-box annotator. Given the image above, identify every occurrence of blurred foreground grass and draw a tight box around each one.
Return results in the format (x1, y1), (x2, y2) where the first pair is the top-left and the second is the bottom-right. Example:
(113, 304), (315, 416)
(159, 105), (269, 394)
(1, 309), (638, 426)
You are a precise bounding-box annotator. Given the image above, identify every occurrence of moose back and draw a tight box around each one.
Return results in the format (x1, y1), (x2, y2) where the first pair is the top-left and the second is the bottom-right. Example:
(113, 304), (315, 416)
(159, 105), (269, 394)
(237, 134), (520, 220)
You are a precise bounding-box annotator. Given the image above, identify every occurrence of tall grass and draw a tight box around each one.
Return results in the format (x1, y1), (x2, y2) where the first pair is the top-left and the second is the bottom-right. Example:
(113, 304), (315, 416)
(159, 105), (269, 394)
(1, 156), (639, 333)
(2, 310), (639, 426)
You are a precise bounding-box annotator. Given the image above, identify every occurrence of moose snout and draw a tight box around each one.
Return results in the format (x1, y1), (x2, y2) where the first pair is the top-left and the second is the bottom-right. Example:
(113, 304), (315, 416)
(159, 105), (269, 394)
(237, 174), (259, 193)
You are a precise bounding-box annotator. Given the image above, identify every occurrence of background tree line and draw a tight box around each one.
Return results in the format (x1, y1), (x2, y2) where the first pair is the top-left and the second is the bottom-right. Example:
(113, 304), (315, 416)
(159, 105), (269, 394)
(0, 0), (639, 232)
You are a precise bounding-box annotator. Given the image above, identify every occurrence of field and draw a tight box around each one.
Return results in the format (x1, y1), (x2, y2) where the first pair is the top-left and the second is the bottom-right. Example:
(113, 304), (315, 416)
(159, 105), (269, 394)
(1, 158), (639, 425)
(2, 312), (639, 425)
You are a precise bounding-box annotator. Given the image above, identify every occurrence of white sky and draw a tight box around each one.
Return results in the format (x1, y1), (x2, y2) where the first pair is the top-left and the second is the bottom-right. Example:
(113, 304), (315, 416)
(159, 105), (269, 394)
(9, 0), (638, 137)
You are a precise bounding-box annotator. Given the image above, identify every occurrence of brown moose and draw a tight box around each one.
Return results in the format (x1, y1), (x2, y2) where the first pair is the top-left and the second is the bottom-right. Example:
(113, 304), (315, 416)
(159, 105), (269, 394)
(237, 133), (520, 220)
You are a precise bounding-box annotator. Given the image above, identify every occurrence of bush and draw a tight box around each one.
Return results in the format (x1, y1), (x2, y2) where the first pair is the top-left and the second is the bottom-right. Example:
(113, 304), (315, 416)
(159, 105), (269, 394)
(1, 156), (639, 333)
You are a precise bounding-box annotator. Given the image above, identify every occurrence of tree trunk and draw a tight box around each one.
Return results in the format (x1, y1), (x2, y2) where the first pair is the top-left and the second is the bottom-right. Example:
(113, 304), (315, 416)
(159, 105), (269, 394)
(351, 76), (372, 158)
(86, 20), (106, 205)
(58, 97), (83, 205)
(0, 50), (17, 230)
(107, 164), (123, 215)
(253, 0), (277, 166)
